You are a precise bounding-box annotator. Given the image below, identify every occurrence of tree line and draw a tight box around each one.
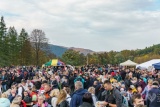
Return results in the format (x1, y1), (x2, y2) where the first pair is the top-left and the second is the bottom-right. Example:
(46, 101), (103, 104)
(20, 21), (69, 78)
(61, 44), (160, 66)
(0, 16), (56, 67)
(1, 16), (160, 67)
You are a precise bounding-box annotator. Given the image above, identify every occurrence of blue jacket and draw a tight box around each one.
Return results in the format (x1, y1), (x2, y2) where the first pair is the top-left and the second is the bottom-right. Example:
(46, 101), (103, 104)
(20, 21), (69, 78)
(70, 88), (88, 107)
(147, 87), (160, 107)
(8, 94), (16, 103)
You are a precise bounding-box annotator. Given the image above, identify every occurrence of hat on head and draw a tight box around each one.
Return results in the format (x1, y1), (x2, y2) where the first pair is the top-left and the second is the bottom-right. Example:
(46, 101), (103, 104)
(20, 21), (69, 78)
(130, 85), (135, 89)
(152, 81), (159, 87)
(121, 91), (127, 95)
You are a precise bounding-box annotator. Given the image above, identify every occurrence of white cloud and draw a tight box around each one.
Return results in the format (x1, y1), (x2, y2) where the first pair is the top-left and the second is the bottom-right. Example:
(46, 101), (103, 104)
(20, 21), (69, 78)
(0, 0), (160, 51)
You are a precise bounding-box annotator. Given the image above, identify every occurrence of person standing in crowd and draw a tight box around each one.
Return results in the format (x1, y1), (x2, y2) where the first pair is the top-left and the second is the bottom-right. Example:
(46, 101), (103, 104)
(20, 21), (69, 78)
(27, 78), (34, 88)
(10, 95), (22, 107)
(74, 74), (85, 87)
(88, 87), (97, 106)
(11, 95), (26, 107)
(133, 69), (141, 79)
(56, 89), (69, 107)
(125, 74), (132, 91)
(14, 72), (22, 84)
(43, 84), (51, 101)
(39, 80), (48, 94)
(8, 87), (17, 103)
(33, 94), (51, 107)
(0, 93), (10, 106)
(137, 86), (143, 94)
(23, 91), (32, 103)
(0, 71), (8, 92)
(138, 77), (146, 91)
(30, 85), (38, 105)
(120, 68), (126, 80)
(84, 75), (91, 89)
(132, 94), (144, 107)
(102, 80), (122, 107)
(79, 92), (94, 107)
(147, 81), (160, 107)
(69, 74), (75, 94)
(141, 79), (153, 101)
(50, 89), (59, 107)
(21, 80), (28, 91)
(51, 75), (59, 89)
(63, 87), (71, 106)
(70, 81), (88, 107)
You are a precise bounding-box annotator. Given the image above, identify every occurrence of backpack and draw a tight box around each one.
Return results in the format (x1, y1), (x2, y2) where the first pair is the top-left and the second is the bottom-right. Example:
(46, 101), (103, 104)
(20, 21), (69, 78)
(32, 94), (38, 102)
(113, 89), (128, 107)
(66, 96), (71, 107)
(121, 96), (128, 107)
(57, 100), (69, 107)
(65, 100), (70, 107)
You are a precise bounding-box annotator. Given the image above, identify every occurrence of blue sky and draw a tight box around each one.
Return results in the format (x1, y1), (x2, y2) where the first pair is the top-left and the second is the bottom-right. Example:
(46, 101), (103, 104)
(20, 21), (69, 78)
(0, 0), (160, 52)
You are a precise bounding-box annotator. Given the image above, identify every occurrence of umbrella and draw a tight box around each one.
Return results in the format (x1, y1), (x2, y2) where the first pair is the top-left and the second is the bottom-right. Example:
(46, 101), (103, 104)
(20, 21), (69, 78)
(45, 59), (65, 66)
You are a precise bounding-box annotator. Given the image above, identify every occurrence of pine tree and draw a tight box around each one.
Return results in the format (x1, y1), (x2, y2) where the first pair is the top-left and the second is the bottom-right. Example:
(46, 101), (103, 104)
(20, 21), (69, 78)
(7, 27), (19, 65)
(18, 28), (32, 65)
(0, 16), (7, 66)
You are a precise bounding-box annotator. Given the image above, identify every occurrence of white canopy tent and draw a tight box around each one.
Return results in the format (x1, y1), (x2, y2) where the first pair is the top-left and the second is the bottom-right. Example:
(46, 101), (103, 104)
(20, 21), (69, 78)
(120, 60), (138, 66)
(136, 59), (160, 69)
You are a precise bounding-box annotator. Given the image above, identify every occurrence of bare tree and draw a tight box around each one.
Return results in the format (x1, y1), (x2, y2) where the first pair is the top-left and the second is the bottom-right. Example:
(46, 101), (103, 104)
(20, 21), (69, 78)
(30, 29), (48, 66)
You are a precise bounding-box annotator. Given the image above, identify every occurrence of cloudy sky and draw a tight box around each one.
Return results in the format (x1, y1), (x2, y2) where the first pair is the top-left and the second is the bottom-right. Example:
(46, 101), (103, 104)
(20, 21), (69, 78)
(0, 0), (160, 52)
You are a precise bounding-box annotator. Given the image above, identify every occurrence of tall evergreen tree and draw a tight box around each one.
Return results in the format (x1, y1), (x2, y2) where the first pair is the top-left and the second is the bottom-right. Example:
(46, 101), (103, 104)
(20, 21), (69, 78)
(7, 27), (19, 65)
(0, 16), (7, 66)
(18, 28), (32, 65)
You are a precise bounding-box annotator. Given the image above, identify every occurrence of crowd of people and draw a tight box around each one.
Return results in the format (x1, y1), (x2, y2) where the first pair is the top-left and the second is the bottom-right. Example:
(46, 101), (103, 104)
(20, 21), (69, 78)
(0, 65), (160, 107)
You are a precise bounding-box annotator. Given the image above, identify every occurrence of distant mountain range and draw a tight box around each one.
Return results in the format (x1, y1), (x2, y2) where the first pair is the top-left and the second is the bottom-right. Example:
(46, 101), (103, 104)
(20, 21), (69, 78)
(49, 44), (94, 57)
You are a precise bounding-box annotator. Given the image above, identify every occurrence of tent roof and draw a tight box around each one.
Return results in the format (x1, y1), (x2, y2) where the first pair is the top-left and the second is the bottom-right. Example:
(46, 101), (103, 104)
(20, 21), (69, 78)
(152, 62), (160, 69)
(120, 60), (137, 66)
(153, 62), (160, 66)
(136, 59), (160, 69)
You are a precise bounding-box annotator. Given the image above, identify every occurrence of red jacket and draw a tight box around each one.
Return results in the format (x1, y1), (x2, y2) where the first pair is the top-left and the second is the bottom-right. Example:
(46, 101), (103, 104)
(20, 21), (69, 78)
(20, 100), (26, 107)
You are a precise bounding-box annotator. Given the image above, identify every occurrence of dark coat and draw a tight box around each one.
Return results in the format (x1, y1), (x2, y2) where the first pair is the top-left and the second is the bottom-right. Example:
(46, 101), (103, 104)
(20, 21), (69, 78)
(79, 102), (94, 107)
(147, 87), (160, 107)
(138, 80), (146, 91)
(84, 78), (90, 89)
(120, 70), (126, 80)
(69, 76), (75, 87)
(124, 79), (132, 90)
(133, 72), (141, 79)
(23, 96), (32, 103)
(56, 100), (69, 107)
(52, 80), (58, 89)
(70, 88), (88, 107)
(15, 76), (22, 83)
(0, 75), (8, 85)
(8, 94), (16, 103)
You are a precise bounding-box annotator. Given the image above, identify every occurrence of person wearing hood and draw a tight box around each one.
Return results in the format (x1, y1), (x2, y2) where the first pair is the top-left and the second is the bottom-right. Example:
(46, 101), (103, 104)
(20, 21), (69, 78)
(74, 74), (85, 87)
(147, 81), (160, 107)
(0, 93), (10, 107)
(70, 81), (88, 107)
